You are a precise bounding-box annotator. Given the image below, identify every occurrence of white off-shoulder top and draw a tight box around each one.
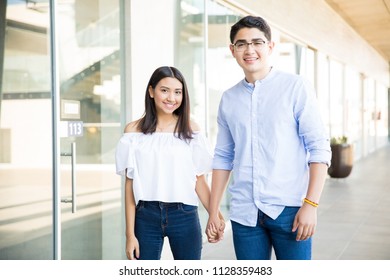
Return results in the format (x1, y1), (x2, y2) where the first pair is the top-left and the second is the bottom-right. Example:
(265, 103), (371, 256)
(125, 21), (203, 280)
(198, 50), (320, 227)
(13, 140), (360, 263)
(115, 132), (213, 206)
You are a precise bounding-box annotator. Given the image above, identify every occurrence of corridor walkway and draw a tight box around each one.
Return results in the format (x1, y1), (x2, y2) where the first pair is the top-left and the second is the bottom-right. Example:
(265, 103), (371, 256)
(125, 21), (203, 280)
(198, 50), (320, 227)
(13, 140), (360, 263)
(202, 144), (390, 260)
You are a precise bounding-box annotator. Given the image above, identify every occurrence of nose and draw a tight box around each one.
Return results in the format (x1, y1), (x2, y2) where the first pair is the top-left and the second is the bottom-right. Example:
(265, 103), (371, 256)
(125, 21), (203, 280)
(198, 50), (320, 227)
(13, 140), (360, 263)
(167, 92), (175, 101)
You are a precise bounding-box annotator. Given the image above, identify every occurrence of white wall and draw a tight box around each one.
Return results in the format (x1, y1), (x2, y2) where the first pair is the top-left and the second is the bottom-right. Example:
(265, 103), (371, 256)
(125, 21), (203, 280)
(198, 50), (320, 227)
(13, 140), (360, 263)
(129, 0), (177, 120)
(228, 0), (389, 86)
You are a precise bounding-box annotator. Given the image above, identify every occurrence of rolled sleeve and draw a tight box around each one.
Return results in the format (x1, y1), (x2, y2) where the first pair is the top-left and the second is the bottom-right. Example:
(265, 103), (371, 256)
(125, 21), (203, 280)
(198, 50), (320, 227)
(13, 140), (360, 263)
(212, 102), (235, 170)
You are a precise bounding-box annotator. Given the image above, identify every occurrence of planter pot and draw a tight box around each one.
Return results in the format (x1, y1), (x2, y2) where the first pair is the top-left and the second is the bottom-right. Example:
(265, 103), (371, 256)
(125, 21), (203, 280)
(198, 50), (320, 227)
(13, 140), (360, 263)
(328, 143), (354, 178)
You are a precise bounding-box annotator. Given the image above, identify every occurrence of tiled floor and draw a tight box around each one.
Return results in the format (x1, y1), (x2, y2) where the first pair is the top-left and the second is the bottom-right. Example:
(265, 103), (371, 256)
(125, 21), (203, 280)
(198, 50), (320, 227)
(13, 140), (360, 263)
(202, 144), (390, 260)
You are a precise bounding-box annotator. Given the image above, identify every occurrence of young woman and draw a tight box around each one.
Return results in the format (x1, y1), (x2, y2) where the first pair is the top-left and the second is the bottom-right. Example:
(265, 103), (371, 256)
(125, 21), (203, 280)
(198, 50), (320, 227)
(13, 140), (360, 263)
(116, 66), (224, 260)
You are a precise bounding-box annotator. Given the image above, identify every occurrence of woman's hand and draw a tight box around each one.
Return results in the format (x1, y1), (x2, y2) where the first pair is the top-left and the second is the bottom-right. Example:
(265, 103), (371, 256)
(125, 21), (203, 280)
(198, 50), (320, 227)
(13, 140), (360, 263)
(126, 235), (140, 260)
(206, 212), (225, 243)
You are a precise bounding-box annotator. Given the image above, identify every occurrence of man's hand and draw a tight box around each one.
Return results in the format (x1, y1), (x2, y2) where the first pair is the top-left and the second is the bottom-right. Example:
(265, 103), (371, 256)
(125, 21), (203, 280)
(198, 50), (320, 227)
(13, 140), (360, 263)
(292, 203), (317, 241)
(206, 214), (225, 243)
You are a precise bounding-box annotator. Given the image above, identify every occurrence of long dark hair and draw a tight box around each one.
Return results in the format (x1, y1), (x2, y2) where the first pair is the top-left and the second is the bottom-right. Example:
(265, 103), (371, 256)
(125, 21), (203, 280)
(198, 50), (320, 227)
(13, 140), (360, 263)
(137, 66), (193, 141)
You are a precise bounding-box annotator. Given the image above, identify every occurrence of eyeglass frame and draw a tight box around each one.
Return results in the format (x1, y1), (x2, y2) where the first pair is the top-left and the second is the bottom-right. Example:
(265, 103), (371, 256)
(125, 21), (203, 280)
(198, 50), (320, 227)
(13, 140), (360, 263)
(231, 39), (269, 52)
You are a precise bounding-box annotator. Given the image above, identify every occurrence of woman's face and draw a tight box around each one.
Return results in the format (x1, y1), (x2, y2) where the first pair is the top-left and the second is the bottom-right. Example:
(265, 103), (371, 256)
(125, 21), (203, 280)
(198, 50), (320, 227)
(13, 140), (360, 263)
(149, 77), (183, 116)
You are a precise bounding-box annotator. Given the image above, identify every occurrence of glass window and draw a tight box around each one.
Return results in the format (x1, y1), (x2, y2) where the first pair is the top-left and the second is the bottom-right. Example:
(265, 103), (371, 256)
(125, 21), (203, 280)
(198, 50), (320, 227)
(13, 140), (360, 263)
(299, 47), (315, 87)
(316, 52), (330, 136)
(272, 34), (297, 74)
(329, 59), (344, 138)
(363, 78), (376, 155)
(1, 0), (52, 259)
(176, 0), (206, 129)
(206, 0), (242, 221)
(375, 83), (388, 148)
(345, 67), (363, 160)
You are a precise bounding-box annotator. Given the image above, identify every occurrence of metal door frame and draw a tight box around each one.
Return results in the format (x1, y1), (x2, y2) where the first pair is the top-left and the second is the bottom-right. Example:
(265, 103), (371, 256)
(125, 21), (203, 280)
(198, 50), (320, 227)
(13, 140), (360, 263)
(49, 0), (61, 260)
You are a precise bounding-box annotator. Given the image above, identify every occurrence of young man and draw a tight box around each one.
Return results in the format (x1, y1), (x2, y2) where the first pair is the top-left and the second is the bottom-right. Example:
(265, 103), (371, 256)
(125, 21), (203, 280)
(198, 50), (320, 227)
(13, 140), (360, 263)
(206, 15), (331, 260)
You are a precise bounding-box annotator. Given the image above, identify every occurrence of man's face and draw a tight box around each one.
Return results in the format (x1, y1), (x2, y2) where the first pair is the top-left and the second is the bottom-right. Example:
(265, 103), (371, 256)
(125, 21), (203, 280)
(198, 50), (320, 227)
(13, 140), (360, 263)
(230, 27), (274, 82)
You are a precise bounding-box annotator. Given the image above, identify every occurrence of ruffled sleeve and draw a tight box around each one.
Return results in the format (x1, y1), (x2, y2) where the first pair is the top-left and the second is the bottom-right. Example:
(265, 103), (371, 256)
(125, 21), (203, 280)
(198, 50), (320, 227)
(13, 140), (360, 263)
(115, 134), (136, 179)
(192, 132), (213, 176)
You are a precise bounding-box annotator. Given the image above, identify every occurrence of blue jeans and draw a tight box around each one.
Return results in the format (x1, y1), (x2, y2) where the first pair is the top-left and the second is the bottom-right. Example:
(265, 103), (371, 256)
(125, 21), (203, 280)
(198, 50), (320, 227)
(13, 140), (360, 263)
(135, 200), (202, 260)
(231, 207), (311, 260)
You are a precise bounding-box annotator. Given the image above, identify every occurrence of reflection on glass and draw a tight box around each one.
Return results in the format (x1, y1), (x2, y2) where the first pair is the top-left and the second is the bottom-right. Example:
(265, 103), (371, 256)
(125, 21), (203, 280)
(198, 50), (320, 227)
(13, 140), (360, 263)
(0, 0), (52, 259)
(375, 83), (389, 148)
(317, 52), (331, 136)
(57, 0), (121, 260)
(345, 67), (363, 160)
(0, 0), (122, 260)
(329, 59), (343, 138)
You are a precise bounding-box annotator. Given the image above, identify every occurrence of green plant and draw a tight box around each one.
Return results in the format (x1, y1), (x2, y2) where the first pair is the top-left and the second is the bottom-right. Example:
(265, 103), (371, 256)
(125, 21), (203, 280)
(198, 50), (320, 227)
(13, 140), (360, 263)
(330, 136), (348, 145)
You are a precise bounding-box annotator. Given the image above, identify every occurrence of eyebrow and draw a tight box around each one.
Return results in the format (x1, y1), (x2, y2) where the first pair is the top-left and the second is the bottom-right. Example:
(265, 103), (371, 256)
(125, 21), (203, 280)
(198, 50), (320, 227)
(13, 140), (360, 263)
(160, 85), (182, 91)
(234, 38), (265, 43)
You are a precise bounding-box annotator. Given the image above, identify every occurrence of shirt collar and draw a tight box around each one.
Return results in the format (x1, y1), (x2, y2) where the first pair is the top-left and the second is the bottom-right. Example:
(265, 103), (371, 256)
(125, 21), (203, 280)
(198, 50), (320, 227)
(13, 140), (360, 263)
(242, 66), (276, 90)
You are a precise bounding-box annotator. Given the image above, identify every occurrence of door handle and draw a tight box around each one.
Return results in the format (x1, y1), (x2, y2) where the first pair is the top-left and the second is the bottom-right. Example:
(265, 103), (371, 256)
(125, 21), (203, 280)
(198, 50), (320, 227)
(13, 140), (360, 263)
(61, 142), (77, 213)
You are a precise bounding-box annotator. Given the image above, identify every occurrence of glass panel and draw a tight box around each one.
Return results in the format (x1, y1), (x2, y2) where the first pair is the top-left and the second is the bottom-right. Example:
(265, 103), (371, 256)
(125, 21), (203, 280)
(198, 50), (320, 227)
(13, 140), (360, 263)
(176, 0), (210, 229)
(128, 0), (178, 119)
(299, 47), (315, 87)
(375, 83), (388, 148)
(57, 0), (121, 259)
(176, 0), (206, 128)
(316, 52), (330, 136)
(273, 35), (298, 74)
(206, 0), (241, 219)
(329, 59), (343, 138)
(363, 78), (376, 155)
(0, 0), (52, 259)
(345, 67), (363, 160)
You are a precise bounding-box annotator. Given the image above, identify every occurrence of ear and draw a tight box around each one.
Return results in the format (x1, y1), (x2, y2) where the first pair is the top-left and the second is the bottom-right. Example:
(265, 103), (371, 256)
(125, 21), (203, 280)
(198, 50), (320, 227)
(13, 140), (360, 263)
(267, 41), (275, 55)
(229, 44), (235, 57)
(148, 86), (154, 98)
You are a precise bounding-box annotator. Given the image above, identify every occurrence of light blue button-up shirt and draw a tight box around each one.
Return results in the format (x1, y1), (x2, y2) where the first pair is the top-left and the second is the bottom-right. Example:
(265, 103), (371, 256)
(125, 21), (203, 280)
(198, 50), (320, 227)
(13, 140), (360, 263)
(213, 69), (331, 226)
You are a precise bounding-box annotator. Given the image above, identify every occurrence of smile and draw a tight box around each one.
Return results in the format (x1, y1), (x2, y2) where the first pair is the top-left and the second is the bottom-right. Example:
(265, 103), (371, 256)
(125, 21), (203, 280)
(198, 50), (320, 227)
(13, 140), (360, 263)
(163, 102), (176, 108)
(244, 57), (258, 62)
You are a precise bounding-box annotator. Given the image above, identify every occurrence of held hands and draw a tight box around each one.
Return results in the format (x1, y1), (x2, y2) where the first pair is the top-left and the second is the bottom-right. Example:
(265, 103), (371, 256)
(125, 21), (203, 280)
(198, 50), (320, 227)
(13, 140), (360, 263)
(206, 212), (225, 243)
(292, 203), (317, 241)
(126, 235), (140, 260)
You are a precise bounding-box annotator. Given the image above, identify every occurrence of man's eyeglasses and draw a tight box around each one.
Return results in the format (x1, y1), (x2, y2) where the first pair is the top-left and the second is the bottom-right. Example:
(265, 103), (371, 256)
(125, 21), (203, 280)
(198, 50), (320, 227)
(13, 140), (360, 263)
(232, 39), (268, 52)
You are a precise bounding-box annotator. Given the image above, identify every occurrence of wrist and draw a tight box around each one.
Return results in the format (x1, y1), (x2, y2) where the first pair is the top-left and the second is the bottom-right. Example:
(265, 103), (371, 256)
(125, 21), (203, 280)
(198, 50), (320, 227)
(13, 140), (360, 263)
(126, 232), (136, 239)
(303, 197), (319, 208)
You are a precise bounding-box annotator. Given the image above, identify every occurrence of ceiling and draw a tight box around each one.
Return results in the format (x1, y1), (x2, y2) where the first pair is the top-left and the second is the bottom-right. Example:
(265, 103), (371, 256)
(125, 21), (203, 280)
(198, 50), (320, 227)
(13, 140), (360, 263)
(325, 0), (390, 61)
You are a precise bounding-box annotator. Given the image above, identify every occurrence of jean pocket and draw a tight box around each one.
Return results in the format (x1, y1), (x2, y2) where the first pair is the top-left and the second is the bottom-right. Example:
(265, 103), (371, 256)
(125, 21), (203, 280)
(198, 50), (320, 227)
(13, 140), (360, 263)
(276, 206), (299, 232)
(135, 201), (144, 212)
(179, 203), (198, 214)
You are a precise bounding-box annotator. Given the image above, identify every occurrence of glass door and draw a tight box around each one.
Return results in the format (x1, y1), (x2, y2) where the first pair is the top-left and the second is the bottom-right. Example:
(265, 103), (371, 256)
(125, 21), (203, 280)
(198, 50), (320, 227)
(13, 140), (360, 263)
(56, 0), (122, 259)
(0, 0), (122, 260)
(0, 0), (53, 260)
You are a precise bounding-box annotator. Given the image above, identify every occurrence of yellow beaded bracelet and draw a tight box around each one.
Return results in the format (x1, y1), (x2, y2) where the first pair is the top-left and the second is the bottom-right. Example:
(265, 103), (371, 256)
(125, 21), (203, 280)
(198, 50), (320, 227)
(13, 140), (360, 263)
(303, 198), (319, 207)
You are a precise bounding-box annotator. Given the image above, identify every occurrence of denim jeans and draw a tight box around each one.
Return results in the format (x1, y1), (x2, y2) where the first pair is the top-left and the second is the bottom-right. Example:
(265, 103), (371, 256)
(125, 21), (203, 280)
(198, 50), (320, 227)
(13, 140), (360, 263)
(231, 207), (311, 260)
(135, 200), (202, 260)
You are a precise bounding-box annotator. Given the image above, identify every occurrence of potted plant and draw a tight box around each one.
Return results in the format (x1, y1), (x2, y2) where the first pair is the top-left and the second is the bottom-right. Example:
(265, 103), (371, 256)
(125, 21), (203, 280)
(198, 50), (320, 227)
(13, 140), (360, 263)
(327, 136), (354, 178)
